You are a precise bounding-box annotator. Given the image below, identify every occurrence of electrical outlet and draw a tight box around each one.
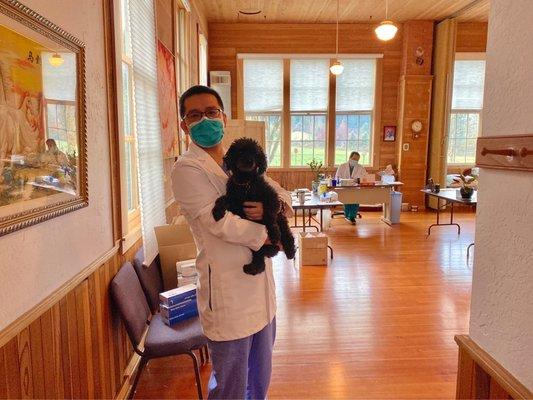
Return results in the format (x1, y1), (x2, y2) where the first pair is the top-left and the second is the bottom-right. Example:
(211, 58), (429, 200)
(402, 143), (410, 151)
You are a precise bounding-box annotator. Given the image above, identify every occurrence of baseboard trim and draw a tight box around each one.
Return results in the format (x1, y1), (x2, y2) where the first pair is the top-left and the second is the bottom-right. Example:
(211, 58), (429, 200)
(0, 242), (120, 348)
(455, 334), (533, 399)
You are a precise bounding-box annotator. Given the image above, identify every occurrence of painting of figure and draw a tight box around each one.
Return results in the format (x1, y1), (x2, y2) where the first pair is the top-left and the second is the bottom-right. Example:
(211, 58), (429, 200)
(0, 24), (78, 212)
(156, 40), (179, 158)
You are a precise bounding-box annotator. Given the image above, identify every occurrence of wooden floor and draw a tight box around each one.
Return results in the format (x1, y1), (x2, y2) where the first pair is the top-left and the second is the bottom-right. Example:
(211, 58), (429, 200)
(133, 210), (475, 399)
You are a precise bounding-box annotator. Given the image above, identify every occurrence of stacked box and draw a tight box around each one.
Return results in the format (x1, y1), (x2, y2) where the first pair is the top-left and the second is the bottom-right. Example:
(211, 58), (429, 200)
(159, 284), (198, 326)
(298, 232), (328, 266)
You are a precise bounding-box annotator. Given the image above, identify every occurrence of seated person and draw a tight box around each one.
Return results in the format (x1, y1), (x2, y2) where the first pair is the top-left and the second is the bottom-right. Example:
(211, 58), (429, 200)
(335, 151), (368, 224)
(40, 138), (69, 168)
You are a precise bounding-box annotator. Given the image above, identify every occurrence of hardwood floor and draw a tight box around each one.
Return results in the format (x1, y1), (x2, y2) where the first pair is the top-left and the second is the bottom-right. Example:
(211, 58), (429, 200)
(133, 210), (475, 399)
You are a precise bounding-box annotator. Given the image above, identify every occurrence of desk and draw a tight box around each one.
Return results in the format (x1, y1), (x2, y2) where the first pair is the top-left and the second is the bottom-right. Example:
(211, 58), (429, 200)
(291, 193), (343, 232)
(421, 189), (477, 236)
(329, 182), (403, 225)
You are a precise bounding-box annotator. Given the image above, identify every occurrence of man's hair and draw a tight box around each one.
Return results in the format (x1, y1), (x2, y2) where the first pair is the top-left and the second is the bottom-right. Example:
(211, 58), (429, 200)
(179, 85), (224, 118)
(349, 151), (360, 159)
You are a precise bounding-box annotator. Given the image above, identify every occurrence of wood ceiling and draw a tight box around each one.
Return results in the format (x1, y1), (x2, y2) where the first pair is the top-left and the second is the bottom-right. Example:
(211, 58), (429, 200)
(197, 0), (489, 23)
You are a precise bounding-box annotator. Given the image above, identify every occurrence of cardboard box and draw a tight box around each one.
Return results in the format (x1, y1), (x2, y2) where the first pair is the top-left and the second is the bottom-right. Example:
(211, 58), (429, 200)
(154, 224), (197, 291)
(298, 232), (328, 266)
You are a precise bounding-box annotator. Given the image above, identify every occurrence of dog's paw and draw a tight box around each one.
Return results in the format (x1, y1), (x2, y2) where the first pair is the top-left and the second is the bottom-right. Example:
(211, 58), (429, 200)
(263, 244), (280, 258)
(284, 245), (297, 260)
(212, 208), (225, 222)
(243, 263), (264, 275)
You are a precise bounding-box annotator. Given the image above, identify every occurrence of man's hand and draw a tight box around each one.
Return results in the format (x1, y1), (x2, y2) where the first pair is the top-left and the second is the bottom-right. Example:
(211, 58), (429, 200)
(244, 201), (263, 221)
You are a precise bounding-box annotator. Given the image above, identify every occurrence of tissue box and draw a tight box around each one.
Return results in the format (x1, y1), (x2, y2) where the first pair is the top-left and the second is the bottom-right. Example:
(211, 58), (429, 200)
(298, 232), (328, 266)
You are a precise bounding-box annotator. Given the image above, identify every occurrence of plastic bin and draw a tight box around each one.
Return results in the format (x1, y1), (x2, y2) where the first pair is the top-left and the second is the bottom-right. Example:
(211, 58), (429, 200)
(389, 191), (403, 224)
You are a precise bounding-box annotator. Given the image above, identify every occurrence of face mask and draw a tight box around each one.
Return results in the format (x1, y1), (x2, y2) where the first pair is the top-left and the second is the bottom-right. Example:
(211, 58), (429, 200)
(188, 117), (224, 148)
(349, 159), (358, 167)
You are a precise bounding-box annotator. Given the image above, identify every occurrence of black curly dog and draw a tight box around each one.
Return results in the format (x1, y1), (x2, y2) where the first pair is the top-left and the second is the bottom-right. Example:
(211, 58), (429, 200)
(212, 138), (296, 275)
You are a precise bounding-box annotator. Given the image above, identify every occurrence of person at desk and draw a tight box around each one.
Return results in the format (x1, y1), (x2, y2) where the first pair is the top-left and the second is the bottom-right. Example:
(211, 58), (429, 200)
(335, 151), (368, 224)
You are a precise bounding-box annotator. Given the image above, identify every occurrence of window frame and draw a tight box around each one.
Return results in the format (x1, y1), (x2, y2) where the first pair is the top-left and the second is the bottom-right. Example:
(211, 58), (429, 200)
(245, 112), (283, 168)
(334, 110), (374, 167)
(289, 111), (328, 167)
(114, 0), (141, 252)
(447, 53), (486, 167)
(237, 54), (382, 171)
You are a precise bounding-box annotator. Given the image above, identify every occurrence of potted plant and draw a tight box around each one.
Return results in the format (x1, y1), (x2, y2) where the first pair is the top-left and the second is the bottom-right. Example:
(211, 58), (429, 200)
(459, 173), (477, 199)
(307, 159), (324, 194)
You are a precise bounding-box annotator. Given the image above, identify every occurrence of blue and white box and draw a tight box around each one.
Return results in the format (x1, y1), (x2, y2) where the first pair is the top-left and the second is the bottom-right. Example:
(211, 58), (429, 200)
(162, 308), (199, 326)
(160, 298), (198, 320)
(159, 284), (197, 307)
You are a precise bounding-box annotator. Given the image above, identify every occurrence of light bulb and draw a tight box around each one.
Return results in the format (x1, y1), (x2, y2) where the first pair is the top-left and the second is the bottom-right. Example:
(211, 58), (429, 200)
(330, 61), (344, 75)
(49, 53), (64, 67)
(375, 20), (398, 41)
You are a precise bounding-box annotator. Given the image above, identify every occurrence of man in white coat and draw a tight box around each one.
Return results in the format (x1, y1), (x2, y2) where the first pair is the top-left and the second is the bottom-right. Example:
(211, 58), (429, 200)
(335, 151), (368, 224)
(171, 85), (293, 399)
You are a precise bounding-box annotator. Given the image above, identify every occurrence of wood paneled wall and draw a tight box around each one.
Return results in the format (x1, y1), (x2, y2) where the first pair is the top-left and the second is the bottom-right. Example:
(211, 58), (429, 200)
(456, 22), (488, 53)
(208, 22), (403, 169)
(0, 242), (141, 399)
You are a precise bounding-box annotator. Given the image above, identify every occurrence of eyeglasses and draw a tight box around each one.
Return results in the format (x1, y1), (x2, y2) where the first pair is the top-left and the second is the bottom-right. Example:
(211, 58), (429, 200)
(184, 108), (223, 123)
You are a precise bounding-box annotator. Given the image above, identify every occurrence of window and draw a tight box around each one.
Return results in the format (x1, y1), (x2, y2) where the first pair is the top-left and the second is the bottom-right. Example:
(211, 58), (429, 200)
(290, 59), (329, 166)
(129, 0), (167, 263)
(42, 52), (78, 155)
(448, 58), (486, 165)
(335, 59), (376, 166)
(198, 32), (208, 86)
(244, 59), (283, 167)
(118, 0), (140, 227)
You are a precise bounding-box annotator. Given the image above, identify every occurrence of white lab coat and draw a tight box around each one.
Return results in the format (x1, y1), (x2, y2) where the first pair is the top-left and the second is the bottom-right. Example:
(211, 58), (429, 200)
(171, 142), (293, 341)
(335, 161), (368, 181)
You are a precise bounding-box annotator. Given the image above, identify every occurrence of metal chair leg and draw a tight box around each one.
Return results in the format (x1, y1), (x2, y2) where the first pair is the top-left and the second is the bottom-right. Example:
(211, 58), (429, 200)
(198, 346), (203, 364)
(130, 357), (147, 399)
(187, 350), (203, 399)
(204, 345), (210, 363)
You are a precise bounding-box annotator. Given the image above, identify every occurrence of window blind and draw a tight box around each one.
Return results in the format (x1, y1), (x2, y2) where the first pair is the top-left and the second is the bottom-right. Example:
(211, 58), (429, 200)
(244, 59), (283, 112)
(452, 60), (486, 109)
(129, 0), (166, 265)
(290, 59), (329, 111)
(42, 52), (77, 101)
(336, 59), (376, 111)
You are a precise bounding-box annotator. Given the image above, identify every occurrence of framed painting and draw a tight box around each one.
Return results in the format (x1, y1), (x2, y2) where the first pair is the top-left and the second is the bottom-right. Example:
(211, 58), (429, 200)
(383, 125), (396, 142)
(0, 0), (88, 236)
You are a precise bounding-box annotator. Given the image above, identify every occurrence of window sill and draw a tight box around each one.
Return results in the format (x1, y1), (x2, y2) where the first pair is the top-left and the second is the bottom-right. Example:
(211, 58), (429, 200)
(121, 224), (142, 254)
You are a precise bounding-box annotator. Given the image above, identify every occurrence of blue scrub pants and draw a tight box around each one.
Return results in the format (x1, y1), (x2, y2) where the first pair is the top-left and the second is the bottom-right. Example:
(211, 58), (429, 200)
(344, 204), (360, 220)
(207, 318), (276, 399)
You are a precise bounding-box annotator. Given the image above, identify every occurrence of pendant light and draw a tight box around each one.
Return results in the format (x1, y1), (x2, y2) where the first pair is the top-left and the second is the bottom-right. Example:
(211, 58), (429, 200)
(375, 0), (398, 41)
(48, 52), (64, 67)
(330, 0), (344, 75)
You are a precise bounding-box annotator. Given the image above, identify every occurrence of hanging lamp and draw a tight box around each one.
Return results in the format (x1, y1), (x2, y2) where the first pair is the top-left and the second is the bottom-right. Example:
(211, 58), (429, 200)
(330, 0), (344, 75)
(375, 0), (398, 41)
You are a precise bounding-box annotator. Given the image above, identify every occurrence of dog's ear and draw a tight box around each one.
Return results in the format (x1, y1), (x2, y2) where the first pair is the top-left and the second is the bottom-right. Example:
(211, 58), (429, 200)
(223, 141), (238, 172)
(254, 141), (268, 174)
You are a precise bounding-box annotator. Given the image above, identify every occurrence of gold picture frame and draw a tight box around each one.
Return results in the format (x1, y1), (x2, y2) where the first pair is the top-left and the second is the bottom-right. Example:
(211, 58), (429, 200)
(0, 0), (88, 236)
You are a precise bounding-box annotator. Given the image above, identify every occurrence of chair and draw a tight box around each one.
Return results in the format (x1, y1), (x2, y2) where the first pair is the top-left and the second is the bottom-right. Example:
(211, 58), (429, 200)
(132, 247), (209, 364)
(110, 261), (207, 399)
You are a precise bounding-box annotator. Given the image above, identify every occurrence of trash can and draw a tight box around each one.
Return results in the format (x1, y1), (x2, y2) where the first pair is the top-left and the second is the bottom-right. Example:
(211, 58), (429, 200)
(389, 191), (403, 224)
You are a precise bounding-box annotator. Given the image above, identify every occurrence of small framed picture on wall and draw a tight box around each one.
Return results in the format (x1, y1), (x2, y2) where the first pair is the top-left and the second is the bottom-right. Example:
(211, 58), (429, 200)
(383, 126), (396, 142)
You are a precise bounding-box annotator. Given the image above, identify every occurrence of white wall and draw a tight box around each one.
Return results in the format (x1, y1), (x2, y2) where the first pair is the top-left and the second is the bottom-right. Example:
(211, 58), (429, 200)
(469, 0), (533, 390)
(0, 0), (113, 331)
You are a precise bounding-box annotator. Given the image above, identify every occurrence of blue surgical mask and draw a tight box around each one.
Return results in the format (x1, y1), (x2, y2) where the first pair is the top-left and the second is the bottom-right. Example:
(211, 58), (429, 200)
(349, 159), (358, 167)
(188, 117), (224, 148)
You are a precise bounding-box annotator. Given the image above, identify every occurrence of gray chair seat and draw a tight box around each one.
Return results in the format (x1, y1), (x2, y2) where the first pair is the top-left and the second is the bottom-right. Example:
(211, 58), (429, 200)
(145, 314), (207, 358)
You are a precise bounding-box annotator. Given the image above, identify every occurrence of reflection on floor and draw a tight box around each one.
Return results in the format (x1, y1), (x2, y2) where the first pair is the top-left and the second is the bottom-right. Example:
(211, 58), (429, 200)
(134, 210), (475, 399)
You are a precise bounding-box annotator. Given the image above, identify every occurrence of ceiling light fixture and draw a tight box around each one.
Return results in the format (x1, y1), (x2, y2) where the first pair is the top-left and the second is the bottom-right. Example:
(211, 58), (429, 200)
(48, 52), (64, 67)
(375, 0), (398, 41)
(330, 0), (344, 76)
